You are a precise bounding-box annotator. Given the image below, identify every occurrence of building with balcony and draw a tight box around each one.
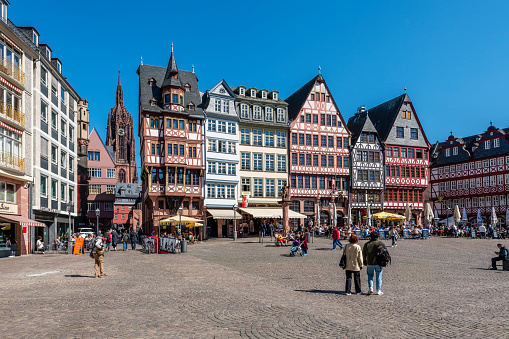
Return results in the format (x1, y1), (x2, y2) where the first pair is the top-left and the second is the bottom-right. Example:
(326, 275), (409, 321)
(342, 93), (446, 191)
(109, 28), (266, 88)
(430, 125), (509, 226)
(86, 128), (116, 231)
(137, 47), (205, 235)
(285, 73), (351, 228)
(0, 1), (49, 257)
(202, 80), (240, 238)
(15, 22), (81, 248)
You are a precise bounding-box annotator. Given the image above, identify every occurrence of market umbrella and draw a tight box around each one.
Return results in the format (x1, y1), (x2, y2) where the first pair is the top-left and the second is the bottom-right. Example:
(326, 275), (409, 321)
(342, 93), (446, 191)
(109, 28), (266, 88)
(405, 203), (412, 223)
(453, 205), (461, 224)
(434, 209), (439, 221)
(367, 204), (371, 227)
(372, 212), (394, 220)
(159, 216), (202, 225)
(476, 209), (482, 225)
(424, 203), (433, 223)
(388, 214), (406, 220)
(461, 208), (468, 223)
(491, 207), (498, 226)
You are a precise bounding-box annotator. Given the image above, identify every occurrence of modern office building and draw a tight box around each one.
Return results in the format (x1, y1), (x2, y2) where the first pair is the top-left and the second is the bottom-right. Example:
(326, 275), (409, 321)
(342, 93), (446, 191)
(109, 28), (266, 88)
(202, 80), (240, 237)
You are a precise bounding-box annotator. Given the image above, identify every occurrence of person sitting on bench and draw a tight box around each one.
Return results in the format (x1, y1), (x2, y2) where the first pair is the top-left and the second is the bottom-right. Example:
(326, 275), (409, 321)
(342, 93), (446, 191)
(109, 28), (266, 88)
(489, 243), (509, 270)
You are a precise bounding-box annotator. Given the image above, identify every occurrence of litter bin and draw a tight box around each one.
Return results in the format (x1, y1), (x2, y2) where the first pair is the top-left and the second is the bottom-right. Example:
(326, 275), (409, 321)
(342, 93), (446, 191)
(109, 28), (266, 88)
(181, 239), (187, 253)
(305, 232), (310, 243)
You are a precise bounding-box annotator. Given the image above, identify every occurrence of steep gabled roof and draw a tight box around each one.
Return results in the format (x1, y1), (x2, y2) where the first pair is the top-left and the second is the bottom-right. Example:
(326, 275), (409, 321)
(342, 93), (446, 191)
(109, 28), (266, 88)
(89, 128), (115, 165)
(285, 74), (322, 121)
(365, 94), (406, 142)
(162, 48), (182, 89)
(347, 111), (379, 146)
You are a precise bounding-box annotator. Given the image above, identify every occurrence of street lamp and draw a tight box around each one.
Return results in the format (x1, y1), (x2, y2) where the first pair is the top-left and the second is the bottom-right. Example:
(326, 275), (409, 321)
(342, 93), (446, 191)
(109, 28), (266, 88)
(233, 204), (238, 241)
(178, 206), (183, 237)
(95, 208), (100, 235)
(66, 203), (73, 254)
(447, 207), (452, 228)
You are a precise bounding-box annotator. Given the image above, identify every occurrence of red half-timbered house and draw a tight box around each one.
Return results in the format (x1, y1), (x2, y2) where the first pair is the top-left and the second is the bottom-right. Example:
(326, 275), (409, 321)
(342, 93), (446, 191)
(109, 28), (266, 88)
(286, 73), (351, 227)
(367, 94), (430, 225)
(430, 125), (509, 226)
(137, 48), (204, 235)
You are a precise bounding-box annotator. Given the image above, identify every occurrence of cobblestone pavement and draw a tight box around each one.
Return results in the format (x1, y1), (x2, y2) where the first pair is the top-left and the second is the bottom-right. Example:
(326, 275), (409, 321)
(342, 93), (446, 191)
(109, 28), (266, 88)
(0, 236), (508, 338)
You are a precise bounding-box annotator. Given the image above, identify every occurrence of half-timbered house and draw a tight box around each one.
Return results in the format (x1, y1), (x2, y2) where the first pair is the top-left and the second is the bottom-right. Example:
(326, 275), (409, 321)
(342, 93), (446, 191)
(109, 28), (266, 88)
(367, 93), (430, 225)
(202, 80), (240, 237)
(347, 107), (384, 225)
(286, 73), (351, 227)
(430, 125), (509, 226)
(137, 47), (204, 235)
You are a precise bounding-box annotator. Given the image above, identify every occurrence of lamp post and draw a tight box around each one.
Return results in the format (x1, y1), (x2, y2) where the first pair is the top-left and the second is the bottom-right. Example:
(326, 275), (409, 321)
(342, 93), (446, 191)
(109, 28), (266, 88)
(447, 207), (452, 228)
(66, 203), (72, 254)
(233, 204), (238, 241)
(178, 206), (183, 237)
(95, 208), (100, 235)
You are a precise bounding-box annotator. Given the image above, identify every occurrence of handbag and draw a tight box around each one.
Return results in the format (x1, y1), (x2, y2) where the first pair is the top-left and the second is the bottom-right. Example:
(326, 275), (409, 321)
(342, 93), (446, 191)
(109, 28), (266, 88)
(339, 254), (347, 269)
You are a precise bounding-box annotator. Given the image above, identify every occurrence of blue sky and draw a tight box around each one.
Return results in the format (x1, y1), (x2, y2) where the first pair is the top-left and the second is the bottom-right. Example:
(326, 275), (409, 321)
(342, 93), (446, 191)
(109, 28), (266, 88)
(11, 0), (509, 165)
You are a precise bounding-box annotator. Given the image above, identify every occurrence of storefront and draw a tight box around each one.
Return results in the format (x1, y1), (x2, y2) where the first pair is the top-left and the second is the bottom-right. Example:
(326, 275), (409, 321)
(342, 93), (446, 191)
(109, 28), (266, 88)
(0, 213), (45, 257)
(206, 209), (242, 238)
(237, 207), (307, 233)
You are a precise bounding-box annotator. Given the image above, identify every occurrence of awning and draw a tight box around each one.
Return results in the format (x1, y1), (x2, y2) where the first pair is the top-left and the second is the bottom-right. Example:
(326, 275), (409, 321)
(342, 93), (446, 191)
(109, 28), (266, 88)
(0, 213), (46, 227)
(159, 215), (203, 225)
(207, 209), (242, 220)
(238, 207), (307, 219)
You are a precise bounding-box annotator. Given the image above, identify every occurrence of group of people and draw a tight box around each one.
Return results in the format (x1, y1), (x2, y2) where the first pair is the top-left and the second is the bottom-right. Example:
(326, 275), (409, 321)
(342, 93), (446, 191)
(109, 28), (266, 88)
(341, 231), (387, 295)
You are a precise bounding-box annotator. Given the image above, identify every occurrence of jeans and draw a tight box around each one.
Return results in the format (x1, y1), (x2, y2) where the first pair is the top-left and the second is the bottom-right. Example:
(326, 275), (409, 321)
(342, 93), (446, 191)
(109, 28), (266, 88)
(123, 241), (128, 250)
(480, 232), (486, 239)
(10, 244), (16, 256)
(367, 265), (383, 291)
(302, 248), (307, 255)
(345, 270), (361, 294)
(332, 239), (343, 250)
(391, 236), (397, 246)
(131, 241), (136, 250)
(105, 242), (111, 251)
(492, 256), (504, 269)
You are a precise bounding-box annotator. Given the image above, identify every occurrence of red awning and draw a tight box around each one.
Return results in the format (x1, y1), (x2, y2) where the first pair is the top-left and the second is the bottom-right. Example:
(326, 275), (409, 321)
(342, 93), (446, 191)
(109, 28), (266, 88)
(0, 213), (46, 227)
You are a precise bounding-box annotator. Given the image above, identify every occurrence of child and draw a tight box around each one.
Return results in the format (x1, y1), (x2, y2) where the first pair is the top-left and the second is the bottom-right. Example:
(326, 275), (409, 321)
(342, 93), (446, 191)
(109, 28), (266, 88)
(300, 234), (308, 255)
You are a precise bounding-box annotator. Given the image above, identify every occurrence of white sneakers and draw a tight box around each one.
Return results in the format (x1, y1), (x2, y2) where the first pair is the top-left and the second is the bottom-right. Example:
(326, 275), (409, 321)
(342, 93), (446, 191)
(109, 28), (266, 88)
(367, 290), (383, 295)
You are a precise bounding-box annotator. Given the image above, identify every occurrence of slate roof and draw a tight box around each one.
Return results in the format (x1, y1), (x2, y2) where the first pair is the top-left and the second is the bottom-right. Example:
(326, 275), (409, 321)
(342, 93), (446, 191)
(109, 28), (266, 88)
(364, 94), (406, 142)
(284, 74), (322, 121)
(138, 63), (204, 118)
(347, 111), (379, 146)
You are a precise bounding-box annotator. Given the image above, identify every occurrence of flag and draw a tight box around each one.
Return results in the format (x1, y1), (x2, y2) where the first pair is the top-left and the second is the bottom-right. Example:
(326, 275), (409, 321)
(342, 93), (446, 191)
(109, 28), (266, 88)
(242, 195), (249, 208)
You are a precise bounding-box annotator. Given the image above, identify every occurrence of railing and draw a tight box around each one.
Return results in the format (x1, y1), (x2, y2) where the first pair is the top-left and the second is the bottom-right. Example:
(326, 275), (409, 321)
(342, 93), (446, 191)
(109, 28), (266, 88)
(0, 57), (25, 86)
(0, 100), (25, 127)
(0, 151), (25, 172)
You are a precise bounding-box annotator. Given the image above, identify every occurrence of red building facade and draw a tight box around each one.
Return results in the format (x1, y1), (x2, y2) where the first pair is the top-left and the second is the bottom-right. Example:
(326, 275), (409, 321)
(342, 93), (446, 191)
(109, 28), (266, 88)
(137, 48), (204, 234)
(285, 74), (351, 227)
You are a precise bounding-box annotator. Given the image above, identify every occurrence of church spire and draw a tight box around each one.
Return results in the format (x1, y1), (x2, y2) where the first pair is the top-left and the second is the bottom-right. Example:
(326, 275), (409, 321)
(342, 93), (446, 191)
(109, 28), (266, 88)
(116, 70), (124, 106)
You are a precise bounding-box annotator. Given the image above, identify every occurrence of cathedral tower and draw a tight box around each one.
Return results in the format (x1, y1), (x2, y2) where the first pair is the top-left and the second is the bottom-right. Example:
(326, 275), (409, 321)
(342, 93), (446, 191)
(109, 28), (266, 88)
(106, 71), (138, 183)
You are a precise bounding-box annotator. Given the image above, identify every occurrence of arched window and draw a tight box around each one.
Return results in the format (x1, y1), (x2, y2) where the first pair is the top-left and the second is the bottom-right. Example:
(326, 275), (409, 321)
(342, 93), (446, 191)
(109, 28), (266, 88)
(119, 169), (126, 183)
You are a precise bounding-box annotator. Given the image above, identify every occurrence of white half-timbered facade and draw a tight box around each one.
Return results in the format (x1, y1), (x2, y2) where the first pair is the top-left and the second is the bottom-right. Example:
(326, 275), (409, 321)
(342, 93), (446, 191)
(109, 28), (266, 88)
(347, 108), (384, 225)
(286, 73), (351, 227)
(430, 125), (509, 226)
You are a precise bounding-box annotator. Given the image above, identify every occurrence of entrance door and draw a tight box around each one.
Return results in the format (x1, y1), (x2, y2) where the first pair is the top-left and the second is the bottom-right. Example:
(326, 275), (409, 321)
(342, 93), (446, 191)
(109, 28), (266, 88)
(320, 211), (330, 226)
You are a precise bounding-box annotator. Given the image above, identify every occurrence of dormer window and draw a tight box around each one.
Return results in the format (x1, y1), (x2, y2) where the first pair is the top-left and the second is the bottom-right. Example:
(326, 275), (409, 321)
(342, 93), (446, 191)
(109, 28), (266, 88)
(273, 92), (278, 100)
(185, 83), (191, 92)
(46, 49), (50, 59)
(494, 138), (500, 148)
(251, 90), (256, 97)
(33, 33), (38, 46)
(262, 91), (267, 99)
(148, 78), (156, 86)
(239, 88), (245, 96)
(57, 62), (62, 73)
(187, 102), (195, 110)
(150, 98), (158, 106)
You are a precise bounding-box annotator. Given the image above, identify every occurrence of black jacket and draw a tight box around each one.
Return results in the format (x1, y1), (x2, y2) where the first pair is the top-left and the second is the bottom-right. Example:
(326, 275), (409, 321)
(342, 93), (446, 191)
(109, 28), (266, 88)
(498, 246), (509, 259)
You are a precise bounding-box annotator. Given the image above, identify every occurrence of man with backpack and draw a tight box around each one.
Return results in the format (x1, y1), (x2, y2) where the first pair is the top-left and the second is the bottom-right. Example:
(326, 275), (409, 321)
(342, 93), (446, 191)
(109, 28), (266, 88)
(363, 231), (389, 295)
(91, 234), (107, 278)
(489, 243), (509, 270)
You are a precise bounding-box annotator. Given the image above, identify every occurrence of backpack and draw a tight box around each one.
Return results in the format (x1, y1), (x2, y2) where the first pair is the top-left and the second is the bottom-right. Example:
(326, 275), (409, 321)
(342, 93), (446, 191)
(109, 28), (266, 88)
(376, 244), (391, 267)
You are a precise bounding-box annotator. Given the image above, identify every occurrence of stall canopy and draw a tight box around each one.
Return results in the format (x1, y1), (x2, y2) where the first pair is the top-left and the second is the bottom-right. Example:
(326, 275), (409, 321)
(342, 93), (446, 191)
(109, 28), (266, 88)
(159, 216), (202, 225)
(0, 214), (46, 227)
(238, 207), (306, 219)
(207, 209), (242, 220)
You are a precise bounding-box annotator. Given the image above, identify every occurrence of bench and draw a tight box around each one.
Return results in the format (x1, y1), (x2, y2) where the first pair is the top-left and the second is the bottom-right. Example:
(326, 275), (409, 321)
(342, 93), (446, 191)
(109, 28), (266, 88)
(503, 260), (509, 271)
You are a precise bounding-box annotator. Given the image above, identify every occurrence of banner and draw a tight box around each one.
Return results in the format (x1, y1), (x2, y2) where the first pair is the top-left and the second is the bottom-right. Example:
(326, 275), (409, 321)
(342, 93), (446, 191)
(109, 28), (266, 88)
(242, 195), (249, 208)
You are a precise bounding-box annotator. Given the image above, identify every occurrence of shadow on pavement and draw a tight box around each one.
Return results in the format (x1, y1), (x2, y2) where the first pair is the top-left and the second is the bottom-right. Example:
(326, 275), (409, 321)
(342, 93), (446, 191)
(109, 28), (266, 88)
(64, 274), (95, 278)
(295, 289), (344, 295)
(314, 248), (336, 251)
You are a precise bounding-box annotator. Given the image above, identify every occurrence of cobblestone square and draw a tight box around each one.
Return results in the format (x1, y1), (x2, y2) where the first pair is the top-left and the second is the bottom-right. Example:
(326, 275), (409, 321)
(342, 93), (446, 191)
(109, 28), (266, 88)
(0, 236), (507, 338)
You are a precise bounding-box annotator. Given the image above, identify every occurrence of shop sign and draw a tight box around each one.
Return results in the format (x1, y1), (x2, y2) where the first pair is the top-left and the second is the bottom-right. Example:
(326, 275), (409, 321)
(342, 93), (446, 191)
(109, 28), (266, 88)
(0, 203), (18, 214)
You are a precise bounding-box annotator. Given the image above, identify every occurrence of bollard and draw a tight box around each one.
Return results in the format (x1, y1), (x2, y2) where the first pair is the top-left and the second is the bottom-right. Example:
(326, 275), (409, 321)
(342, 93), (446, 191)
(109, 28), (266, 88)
(259, 230), (262, 243)
(181, 239), (187, 253)
(312, 230), (314, 243)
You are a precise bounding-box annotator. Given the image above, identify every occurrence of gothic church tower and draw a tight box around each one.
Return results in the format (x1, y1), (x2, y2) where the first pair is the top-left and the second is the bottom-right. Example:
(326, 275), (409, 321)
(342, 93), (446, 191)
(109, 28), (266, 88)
(106, 71), (138, 183)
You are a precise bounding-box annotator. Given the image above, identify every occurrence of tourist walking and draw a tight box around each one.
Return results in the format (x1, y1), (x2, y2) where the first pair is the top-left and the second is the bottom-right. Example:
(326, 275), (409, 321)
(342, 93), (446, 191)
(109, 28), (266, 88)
(479, 224), (486, 239)
(6, 235), (16, 257)
(389, 227), (398, 247)
(343, 234), (363, 295)
(363, 231), (386, 295)
(130, 229), (138, 250)
(105, 230), (112, 251)
(489, 243), (509, 270)
(111, 229), (119, 251)
(92, 234), (107, 278)
(121, 230), (130, 251)
(300, 233), (308, 255)
(331, 227), (343, 250)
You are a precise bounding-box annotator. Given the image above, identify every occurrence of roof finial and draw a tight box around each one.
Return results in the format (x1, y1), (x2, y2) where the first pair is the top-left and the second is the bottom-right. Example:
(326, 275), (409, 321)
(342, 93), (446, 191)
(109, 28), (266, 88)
(404, 86), (407, 93)
(450, 130), (453, 136)
(118, 70), (121, 85)
(490, 120), (493, 126)
(171, 42), (174, 53)
(192, 64), (195, 73)
(140, 56), (143, 65)
(318, 65), (321, 74)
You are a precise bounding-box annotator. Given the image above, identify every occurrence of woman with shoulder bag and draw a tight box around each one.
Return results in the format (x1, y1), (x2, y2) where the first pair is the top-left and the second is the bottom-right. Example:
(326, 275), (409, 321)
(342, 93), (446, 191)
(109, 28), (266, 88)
(122, 230), (130, 251)
(342, 234), (363, 295)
